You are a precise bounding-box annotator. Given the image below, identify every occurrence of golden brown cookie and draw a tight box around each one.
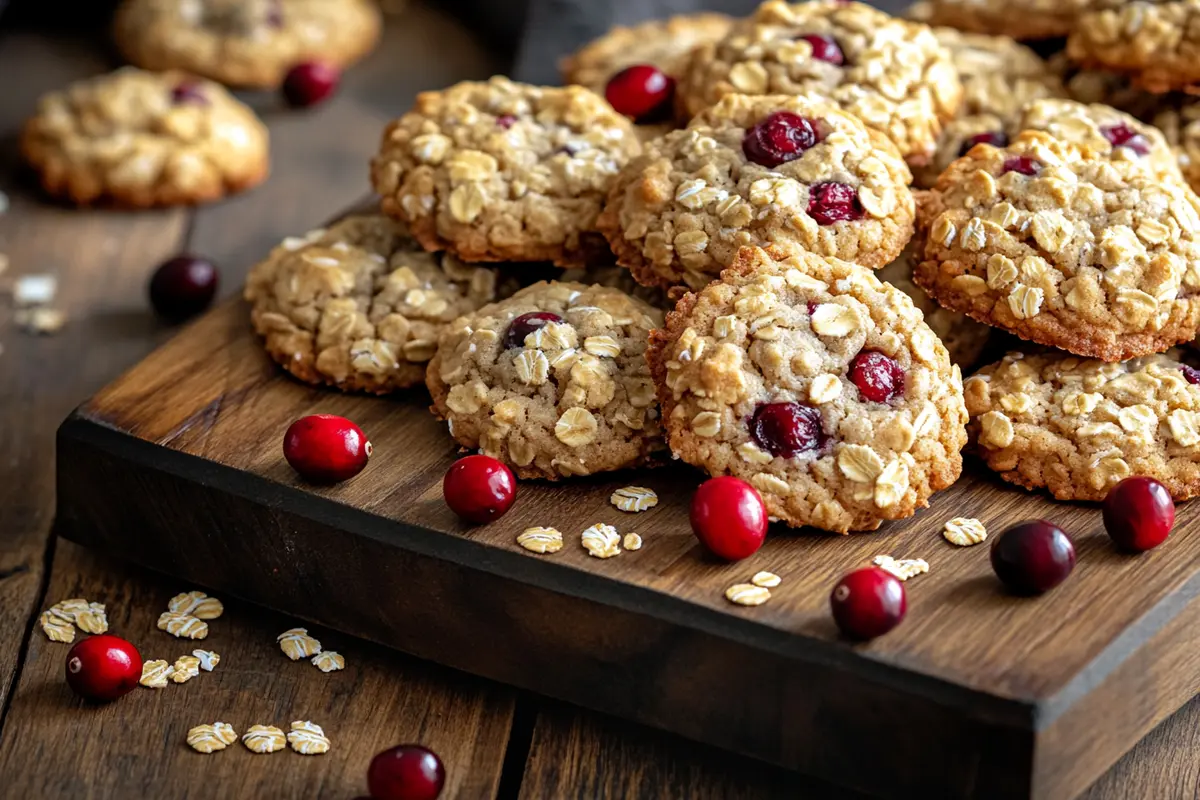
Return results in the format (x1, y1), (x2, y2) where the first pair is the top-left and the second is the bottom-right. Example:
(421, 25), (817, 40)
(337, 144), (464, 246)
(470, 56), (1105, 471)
(911, 0), (1092, 41)
(1068, 0), (1200, 93)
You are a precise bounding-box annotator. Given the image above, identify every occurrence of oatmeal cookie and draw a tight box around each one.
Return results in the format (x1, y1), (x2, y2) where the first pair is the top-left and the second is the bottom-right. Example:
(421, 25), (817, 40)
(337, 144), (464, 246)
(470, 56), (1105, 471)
(878, 248), (990, 368)
(598, 94), (913, 293)
(245, 215), (497, 393)
(647, 245), (968, 533)
(1068, 1), (1200, 93)
(676, 0), (962, 166)
(914, 131), (1200, 362)
(20, 67), (268, 208)
(1150, 98), (1200, 194)
(426, 281), (664, 479)
(966, 350), (1200, 501)
(113, 0), (381, 89)
(371, 77), (641, 268)
(911, 0), (1092, 41)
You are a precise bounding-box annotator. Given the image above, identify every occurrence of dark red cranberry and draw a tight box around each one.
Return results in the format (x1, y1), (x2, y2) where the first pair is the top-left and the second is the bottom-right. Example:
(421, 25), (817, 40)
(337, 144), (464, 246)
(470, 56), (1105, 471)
(806, 301), (818, 316)
(1101, 122), (1150, 156)
(751, 402), (824, 458)
(849, 350), (905, 403)
(282, 61), (340, 108)
(170, 82), (208, 106)
(1103, 477), (1175, 552)
(1181, 364), (1200, 385)
(283, 414), (372, 483)
(958, 130), (1007, 157)
(990, 520), (1076, 595)
(689, 476), (769, 560)
(807, 181), (863, 225)
(742, 111), (821, 167)
(443, 455), (516, 524)
(1001, 155), (1041, 176)
(504, 311), (564, 348)
(368, 744), (446, 800)
(149, 255), (219, 322)
(830, 567), (906, 640)
(799, 33), (844, 65)
(604, 64), (675, 123)
(66, 635), (142, 703)
(496, 114), (517, 129)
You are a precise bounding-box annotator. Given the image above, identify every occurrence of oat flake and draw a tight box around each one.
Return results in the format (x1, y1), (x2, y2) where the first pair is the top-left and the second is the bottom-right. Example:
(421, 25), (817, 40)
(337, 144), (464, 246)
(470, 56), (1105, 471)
(187, 722), (238, 754)
(39, 610), (75, 643)
(725, 583), (771, 606)
(278, 627), (322, 660)
(873, 555), (929, 581)
(158, 611), (209, 640)
(171, 655), (201, 684)
(751, 571), (781, 588)
(623, 532), (643, 551)
(76, 602), (108, 634)
(943, 517), (987, 546)
(242, 725), (287, 754)
(312, 651), (345, 673)
(516, 526), (564, 554)
(610, 486), (658, 512)
(581, 523), (621, 558)
(140, 659), (174, 689)
(193, 649), (220, 671)
(169, 590), (225, 620)
(287, 721), (331, 755)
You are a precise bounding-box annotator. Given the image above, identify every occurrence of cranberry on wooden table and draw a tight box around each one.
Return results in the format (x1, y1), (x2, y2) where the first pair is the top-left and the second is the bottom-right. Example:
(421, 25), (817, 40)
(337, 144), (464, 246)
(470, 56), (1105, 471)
(830, 567), (906, 640)
(368, 744), (446, 800)
(990, 520), (1075, 595)
(65, 634), (142, 703)
(849, 350), (905, 403)
(148, 255), (218, 322)
(604, 64), (674, 122)
(282, 61), (340, 108)
(283, 414), (371, 483)
(504, 311), (564, 349)
(443, 455), (516, 524)
(689, 476), (768, 560)
(742, 111), (821, 167)
(1103, 476), (1175, 552)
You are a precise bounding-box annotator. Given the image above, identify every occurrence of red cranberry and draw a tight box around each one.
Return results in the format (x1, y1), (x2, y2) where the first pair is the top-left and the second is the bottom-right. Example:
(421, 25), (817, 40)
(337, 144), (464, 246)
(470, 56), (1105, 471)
(689, 476), (768, 560)
(1103, 476), (1174, 552)
(751, 402), (824, 458)
(443, 455), (516, 524)
(1101, 122), (1150, 156)
(990, 520), (1076, 595)
(283, 414), (371, 483)
(830, 567), (906, 640)
(65, 634), (142, 703)
(807, 181), (863, 225)
(170, 82), (208, 106)
(799, 33), (844, 65)
(958, 130), (1007, 157)
(282, 61), (340, 108)
(504, 311), (564, 348)
(148, 255), (218, 322)
(1001, 155), (1041, 176)
(849, 350), (905, 403)
(742, 111), (821, 167)
(368, 744), (446, 800)
(604, 64), (675, 123)
(1181, 364), (1200, 385)
(496, 114), (517, 129)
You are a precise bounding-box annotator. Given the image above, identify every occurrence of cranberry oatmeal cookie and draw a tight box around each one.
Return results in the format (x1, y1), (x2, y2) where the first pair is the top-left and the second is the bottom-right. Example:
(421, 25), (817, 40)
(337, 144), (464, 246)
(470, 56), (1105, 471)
(113, 0), (381, 89)
(966, 350), (1200, 501)
(20, 67), (268, 208)
(371, 77), (641, 269)
(427, 281), (664, 479)
(1150, 98), (1200, 194)
(647, 246), (967, 533)
(245, 215), (497, 393)
(910, 0), (1092, 41)
(598, 93), (913, 293)
(677, 0), (961, 167)
(914, 131), (1200, 363)
(1069, 1), (1200, 93)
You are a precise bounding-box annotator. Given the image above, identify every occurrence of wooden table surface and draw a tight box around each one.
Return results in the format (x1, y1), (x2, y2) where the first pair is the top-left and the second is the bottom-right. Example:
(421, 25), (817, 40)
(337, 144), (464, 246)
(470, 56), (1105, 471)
(1, 6), (1199, 798)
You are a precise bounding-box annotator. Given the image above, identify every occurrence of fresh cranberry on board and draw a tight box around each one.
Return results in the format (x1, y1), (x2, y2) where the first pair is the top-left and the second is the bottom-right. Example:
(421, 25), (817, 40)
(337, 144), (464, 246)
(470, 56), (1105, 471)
(990, 520), (1075, 595)
(368, 744), (446, 800)
(1103, 477), (1175, 552)
(148, 255), (218, 322)
(65, 634), (142, 703)
(283, 414), (372, 483)
(604, 64), (674, 122)
(690, 476), (768, 560)
(830, 567), (906, 640)
(443, 455), (516, 524)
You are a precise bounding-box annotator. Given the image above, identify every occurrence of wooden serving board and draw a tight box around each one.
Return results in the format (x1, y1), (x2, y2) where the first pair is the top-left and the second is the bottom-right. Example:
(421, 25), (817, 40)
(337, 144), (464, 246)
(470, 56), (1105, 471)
(55, 290), (1200, 800)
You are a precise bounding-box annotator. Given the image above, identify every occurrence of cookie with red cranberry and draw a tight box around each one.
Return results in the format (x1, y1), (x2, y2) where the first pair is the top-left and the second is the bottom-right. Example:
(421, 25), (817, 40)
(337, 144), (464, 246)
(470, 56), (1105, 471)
(20, 67), (268, 208)
(598, 93), (914, 293)
(426, 281), (665, 479)
(244, 214), (498, 394)
(113, 0), (381, 89)
(1069, 1), (1200, 93)
(909, 0), (1091, 41)
(371, 77), (641, 269)
(965, 350), (1200, 501)
(914, 131), (1200, 363)
(647, 245), (968, 533)
(677, 0), (961, 166)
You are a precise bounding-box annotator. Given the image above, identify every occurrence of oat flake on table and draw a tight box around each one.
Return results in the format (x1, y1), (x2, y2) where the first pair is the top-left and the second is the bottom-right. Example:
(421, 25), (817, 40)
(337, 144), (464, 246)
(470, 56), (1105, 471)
(610, 486), (658, 512)
(873, 555), (930, 581)
(76, 602), (108, 634)
(287, 721), (331, 755)
(243, 725), (287, 754)
(193, 649), (220, 671)
(39, 610), (74, 643)
(943, 517), (987, 546)
(187, 722), (238, 754)
(169, 590), (225, 620)
(751, 571), (781, 588)
(622, 532), (643, 550)
(581, 523), (621, 558)
(725, 584), (771, 606)
(312, 651), (345, 673)
(158, 611), (209, 640)
(171, 655), (202, 684)
(139, 659), (174, 689)
(517, 526), (564, 554)
(278, 627), (322, 660)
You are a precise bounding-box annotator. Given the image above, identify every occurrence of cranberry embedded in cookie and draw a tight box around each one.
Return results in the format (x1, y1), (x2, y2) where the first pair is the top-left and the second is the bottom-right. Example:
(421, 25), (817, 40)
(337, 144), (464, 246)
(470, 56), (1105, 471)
(646, 246), (968, 533)
(598, 93), (914, 292)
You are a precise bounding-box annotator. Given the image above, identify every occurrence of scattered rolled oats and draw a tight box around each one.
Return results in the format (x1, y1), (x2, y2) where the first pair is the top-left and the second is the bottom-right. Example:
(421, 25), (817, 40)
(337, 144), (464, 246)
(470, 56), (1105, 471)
(140, 660), (174, 689)
(724, 583), (771, 607)
(873, 555), (930, 581)
(171, 655), (202, 684)
(187, 722), (238, 754)
(75, 602), (108, 634)
(16, 307), (66, 335)
(516, 526), (564, 555)
(622, 532), (643, 551)
(610, 486), (658, 513)
(943, 517), (987, 546)
(158, 611), (209, 640)
(193, 649), (220, 671)
(39, 610), (75, 643)
(277, 628), (322, 660)
(242, 725), (287, 754)
(581, 523), (621, 559)
(169, 591), (225, 620)
(312, 651), (345, 673)
(287, 721), (331, 755)
(751, 571), (781, 588)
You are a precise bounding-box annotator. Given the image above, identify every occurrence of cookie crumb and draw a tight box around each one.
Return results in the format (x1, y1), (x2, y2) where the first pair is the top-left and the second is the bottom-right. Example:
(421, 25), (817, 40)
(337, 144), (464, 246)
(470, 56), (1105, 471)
(312, 651), (345, 673)
(873, 555), (929, 581)
(242, 725), (286, 754)
(287, 721), (331, 755)
(943, 517), (987, 546)
(517, 526), (564, 554)
(187, 722), (238, 753)
(724, 583), (771, 606)
(610, 486), (658, 512)
(140, 659), (174, 688)
(751, 571), (781, 588)
(622, 532), (643, 550)
(278, 627), (322, 660)
(581, 523), (621, 558)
